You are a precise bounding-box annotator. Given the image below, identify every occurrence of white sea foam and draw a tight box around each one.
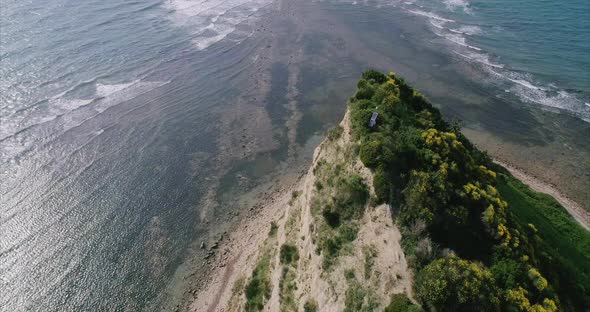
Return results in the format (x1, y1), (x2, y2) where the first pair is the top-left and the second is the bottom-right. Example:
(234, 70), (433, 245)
(407, 9), (455, 22)
(95, 81), (136, 98)
(485, 69), (590, 120)
(449, 25), (481, 35)
(426, 18), (483, 53)
(0, 80), (170, 160)
(506, 78), (545, 91)
(90, 80), (170, 114)
(165, 0), (272, 50)
(517, 88), (586, 115)
(429, 19), (445, 29)
(453, 51), (504, 68)
(442, 0), (472, 13)
(442, 33), (482, 50)
(53, 98), (94, 111)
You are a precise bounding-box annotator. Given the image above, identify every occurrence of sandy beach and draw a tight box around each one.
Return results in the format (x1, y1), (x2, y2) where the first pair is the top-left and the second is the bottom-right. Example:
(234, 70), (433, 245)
(494, 160), (590, 231)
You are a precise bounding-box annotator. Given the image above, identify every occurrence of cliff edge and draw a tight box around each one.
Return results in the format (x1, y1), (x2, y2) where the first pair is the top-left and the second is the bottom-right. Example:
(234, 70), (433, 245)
(190, 109), (414, 311)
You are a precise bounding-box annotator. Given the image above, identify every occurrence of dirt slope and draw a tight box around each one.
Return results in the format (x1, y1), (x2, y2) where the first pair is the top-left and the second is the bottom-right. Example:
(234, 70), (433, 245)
(189, 110), (413, 311)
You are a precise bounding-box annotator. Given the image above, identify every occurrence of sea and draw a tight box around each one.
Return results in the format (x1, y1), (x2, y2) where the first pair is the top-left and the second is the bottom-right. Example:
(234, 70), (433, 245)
(1, 0), (588, 310)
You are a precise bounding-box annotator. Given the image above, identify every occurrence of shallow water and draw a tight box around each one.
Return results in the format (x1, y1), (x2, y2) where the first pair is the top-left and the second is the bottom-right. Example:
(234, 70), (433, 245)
(1, 0), (588, 311)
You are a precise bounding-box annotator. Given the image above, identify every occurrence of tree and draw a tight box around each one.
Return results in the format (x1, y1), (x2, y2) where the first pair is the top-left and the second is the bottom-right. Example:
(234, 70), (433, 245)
(359, 137), (383, 168)
(414, 254), (499, 311)
(505, 287), (557, 312)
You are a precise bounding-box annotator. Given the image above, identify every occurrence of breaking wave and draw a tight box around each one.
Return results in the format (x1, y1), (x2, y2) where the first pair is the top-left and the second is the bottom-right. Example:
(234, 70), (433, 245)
(407, 5), (590, 121)
(164, 0), (272, 50)
(0, 79), (170, 161)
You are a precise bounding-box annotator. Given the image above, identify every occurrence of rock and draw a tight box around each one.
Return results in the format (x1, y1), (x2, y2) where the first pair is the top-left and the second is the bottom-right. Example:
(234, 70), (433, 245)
(200, 241), (206, 249)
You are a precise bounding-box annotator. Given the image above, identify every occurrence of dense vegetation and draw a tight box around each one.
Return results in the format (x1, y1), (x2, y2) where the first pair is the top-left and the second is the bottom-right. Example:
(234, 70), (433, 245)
(349, 70), (590, 311)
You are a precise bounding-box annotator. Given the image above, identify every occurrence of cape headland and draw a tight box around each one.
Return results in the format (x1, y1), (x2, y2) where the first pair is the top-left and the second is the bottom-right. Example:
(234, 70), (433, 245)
(186, 71), (590, 312)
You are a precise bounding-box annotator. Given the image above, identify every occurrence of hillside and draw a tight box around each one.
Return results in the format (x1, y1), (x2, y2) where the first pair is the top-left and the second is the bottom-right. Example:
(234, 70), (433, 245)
(188, 71), (589, 312)
(190, 107), (416, 311)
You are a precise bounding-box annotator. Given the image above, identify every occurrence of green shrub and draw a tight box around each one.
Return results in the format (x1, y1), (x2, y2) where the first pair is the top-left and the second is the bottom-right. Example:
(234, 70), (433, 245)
(490, 258), (525, 290)
(414, 255), (499, 311)
(320, 174), (368, 230)
(344, 281), (367, 312)
(333, 175), (369, 220)
(350, 107), (375, 139)
(269, 222), (278, 237)
(362, 69), (387, 84)
(245, 254), (273, 311)
(406, 306), (424, 312)
(344, 269), (356, 280)
(289, 191), (301, 205)
(304, 299), (319, 312)
(320, 223), (359, 269)
(359, 139), (382, 168)
(328, 125), (344, 141)
(373, 166), (391, 203)
(279, 266), (298, 311)
(363, 245), (377, 279)
(343, 275), (379, 312)
(280, 244), (300, 265)
(338, 223), (359, 242)
(384, 293), (423, 312)
(356, 84), (375, 100)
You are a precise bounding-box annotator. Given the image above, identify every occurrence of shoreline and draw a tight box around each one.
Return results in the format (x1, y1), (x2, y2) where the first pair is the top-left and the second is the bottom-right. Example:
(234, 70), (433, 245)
(183, 163), (307, 312)
(184, 109), (414, 311)
(494, 159), (590, 231)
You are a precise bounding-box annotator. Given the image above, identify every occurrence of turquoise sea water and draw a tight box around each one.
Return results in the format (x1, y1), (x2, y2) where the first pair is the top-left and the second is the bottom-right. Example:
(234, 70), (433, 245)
(411, 0), (590, 121)
(336, 0), (590, 121)
(1, 0), (588, 311)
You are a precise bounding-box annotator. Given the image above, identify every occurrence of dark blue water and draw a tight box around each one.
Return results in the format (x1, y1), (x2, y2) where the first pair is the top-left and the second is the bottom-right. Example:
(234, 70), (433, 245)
(1, 0), (589, 311)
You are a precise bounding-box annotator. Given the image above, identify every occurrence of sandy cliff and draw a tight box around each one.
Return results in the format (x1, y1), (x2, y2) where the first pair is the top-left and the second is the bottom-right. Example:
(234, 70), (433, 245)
(189, 109), (413, 311)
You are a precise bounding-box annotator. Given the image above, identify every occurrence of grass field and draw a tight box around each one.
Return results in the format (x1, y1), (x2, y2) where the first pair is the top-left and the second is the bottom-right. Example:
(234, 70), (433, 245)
(497, 172), (590, 309)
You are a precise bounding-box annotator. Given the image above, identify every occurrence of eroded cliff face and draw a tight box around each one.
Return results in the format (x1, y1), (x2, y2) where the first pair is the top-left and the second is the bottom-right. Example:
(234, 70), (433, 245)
(191, 110), (413, 312)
